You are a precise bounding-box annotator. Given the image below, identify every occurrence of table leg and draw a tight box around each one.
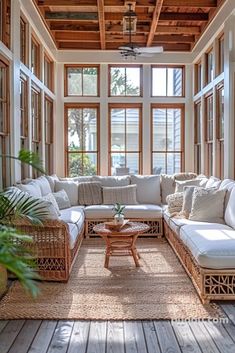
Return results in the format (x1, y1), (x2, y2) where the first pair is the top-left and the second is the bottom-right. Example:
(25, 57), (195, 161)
(104, 236), (111, 269)
(131, 248), (140, 267)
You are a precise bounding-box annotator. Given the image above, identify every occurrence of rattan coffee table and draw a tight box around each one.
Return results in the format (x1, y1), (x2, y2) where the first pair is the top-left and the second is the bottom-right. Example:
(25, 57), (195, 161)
(93, 222), (150, 268)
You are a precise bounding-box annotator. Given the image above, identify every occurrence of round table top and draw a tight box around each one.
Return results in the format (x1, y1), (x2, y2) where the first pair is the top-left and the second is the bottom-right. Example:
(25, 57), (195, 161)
(93, 221), (150, 236)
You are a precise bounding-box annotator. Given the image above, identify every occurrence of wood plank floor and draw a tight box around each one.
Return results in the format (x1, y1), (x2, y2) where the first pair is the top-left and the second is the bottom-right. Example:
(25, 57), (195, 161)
(0, 304), (235, 353)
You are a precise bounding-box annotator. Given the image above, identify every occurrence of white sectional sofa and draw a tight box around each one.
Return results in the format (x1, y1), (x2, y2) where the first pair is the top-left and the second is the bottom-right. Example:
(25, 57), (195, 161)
(11, 173), (235, 304)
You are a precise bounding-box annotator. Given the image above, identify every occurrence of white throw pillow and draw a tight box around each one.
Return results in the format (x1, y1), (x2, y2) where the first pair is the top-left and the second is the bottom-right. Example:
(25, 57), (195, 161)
(17, 181), (42, 198)
(189, 187), (226, 224)
(205, 176), (221, 188)
(103, 185), (137, 205)
(175, 179), (202, 193)
(36, 176), (52, 196)
(131, 175), (161, 205)
(225, 186), (235, 229)
(53, 190), (71, 210)
(182, 186), (197, 218)
(160, 174), (175, 204)
(42, 193), (61, 216)
(46, 174), (59, 192)
(55, 180), (79, 206)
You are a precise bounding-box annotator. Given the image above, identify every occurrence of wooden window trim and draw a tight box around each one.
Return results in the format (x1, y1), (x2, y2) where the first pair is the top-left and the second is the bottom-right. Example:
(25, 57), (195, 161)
(216, 82), (224, 178)
(205, 91), (213, 176)
(31, 33), (41, 79)
(44, 52), (54, 92)
(194, 60), (202, 94)
(20, 72), (28, 139)
(64, 64), (100, 97)
(205, 47), (214, 86)
(0, 0), (10, 49)
(108, 103), (143, 175)
(218, 33), (224, 75)
(108, 64), (143, 97)
(45, 95), (54, 174)
(0, 54), (10, 136)
(31, 84), (41, 143)
(151, 103), (185, 174)
(20, 13), (28, 66)
(194, 100), (202, 174)
(151, 65), (185, 98)
(64, 103), (100, 176)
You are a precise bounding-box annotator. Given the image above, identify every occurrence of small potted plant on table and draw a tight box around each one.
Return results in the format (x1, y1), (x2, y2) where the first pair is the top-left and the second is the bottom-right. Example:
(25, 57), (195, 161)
(113, 203), (125, 225)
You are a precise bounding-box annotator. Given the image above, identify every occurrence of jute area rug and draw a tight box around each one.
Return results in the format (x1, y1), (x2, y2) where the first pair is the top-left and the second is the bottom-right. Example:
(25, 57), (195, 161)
(0, 239), (223, 320)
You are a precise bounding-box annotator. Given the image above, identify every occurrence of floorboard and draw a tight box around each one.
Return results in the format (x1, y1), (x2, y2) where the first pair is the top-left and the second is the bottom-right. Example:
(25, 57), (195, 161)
(1, 305), (235, 353)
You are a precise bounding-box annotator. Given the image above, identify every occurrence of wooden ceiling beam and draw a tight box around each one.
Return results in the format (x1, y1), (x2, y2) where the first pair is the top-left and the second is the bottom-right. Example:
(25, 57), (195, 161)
(147, 0), (164, 47)
(97, 0), (105, 50)
(38, 0), (217, 7)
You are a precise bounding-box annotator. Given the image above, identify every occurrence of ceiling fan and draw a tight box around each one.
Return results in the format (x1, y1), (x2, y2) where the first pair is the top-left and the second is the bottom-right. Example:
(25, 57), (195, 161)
(119, 3), (163, 59)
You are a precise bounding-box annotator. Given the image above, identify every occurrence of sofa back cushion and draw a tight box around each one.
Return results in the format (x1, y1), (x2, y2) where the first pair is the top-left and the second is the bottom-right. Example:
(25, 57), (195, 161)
(59, 176), (93, 183)
(103, 185), (137, 205)
(225, 186), (235, 229)
(174, 172), (197, 181)
(46, 174), (59, 192)
(78, 182), (102, 206)
(131, 175), (161, 205)
(92, 175), (130, 187)
(205, 176), (221, 188)
(55, 180), (78, 206)
(160, 174), (175, 204)
(17, 181), (42, 198)
(189, 187), (226, 224)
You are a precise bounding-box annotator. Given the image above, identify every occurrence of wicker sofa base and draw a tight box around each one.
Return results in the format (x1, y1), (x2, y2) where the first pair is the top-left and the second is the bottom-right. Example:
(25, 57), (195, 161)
(13, 220), (84, 282)
(164, 220), (235, 303)
(85, 218), (163, 238)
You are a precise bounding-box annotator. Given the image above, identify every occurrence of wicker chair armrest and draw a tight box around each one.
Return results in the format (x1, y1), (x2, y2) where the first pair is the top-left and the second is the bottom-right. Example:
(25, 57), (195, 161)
(10, 219), (68, 230)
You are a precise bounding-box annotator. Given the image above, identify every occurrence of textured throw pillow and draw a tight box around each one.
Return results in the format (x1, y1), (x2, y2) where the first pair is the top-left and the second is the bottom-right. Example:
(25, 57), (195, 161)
(182, 186), (198, 218)
(131, 175), (161, 204)
(103, 185), (137, 205)
(174, 172), (197, 181)
(53, 190), (71, 210)
(55, 180), (79, 206)
(189, 188), (226, 224)
(78, 182), (102, 206)
(35, 176), (52, 196)
(92, 175), (130, 187)
(166, 192), (184, 215)
(41, 193), (61, 216)
(205, 176), (221, 188)
(175, 178), (202, 193)
(160, 174), (175, 204)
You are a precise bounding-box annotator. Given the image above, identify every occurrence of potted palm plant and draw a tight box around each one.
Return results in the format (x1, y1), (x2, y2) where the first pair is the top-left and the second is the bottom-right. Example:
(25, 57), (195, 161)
(0, 150), (48, 297)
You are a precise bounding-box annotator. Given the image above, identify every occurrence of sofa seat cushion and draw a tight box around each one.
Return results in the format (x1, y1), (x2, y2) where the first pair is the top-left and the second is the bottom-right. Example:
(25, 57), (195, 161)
(180, 223), (235, 269)
(169, 218), (206, 237)
(59, 206), (85, 225)
(163, 207), (171, 225)
(85, 204), (162, 219)
(67, 222), (83, 249)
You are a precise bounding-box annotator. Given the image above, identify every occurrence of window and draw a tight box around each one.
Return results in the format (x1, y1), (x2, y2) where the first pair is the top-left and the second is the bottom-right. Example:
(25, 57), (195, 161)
(0, 0), (10, 48)
(20, 73), (29, 179)
(216, 84), (224, 178)
(109, 104), (142, 175)
(194, 101), (202, 174)
(44, 53), (54, 91)
(31, 35), (40, 78)
(20, 16), (28, 65)
(205, 93), (213, 176)
(151, 104), (184, 174)
(206, 48), (214, 84)
(65, 104), (99, 176)
(152, 66), (184, 97)
(45, 96), (54, 174)
(65, 65), (99, 96)
(109, 65), (142, 96)
(218, 35), (224, 74)
(195, 61), (202, 94)
(31, 84), (41, 178)
(0, 56), (10, 189)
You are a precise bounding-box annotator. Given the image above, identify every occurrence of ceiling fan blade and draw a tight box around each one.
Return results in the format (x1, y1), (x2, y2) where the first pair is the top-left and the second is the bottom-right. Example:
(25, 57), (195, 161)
(135, 46), (164, 54)
(118, 46), (133, 51)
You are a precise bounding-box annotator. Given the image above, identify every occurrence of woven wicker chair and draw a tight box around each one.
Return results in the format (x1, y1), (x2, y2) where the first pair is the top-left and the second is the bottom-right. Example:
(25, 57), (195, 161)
(12, 219), (84, 282)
